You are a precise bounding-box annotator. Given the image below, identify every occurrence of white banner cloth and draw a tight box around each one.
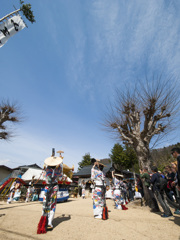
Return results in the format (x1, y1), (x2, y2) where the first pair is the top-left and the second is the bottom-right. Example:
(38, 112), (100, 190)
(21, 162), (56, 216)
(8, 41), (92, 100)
(0, 15), (26, 47)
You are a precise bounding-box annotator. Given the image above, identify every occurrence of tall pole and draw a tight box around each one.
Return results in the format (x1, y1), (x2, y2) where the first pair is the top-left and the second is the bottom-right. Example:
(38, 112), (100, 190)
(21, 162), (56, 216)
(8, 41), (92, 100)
(0, 9), (20, 22)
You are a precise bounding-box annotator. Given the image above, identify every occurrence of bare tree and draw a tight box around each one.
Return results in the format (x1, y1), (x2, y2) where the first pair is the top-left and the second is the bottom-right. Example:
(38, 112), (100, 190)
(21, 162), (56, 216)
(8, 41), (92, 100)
(105, 77), (180, 170)
(0, 101), (21, 140)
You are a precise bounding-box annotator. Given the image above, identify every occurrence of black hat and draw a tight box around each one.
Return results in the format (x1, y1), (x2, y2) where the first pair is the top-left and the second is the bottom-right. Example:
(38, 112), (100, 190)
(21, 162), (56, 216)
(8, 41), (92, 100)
(91, 158), (96, 164)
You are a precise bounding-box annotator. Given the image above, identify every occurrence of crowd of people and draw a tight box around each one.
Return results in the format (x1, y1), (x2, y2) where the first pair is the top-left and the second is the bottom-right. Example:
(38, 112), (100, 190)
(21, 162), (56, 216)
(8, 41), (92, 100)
(90, 158), (131, 219)
(6, 176), (40, 204)
(138, 147), (180, 218)
(4, 147), (180, 234)
(78, 147), (180, 220)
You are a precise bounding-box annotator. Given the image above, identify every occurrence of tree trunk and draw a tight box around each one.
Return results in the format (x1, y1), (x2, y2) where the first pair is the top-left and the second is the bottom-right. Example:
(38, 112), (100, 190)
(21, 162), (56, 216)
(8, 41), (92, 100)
(135, 142), (151, 170)
(135, 142), (153, 208)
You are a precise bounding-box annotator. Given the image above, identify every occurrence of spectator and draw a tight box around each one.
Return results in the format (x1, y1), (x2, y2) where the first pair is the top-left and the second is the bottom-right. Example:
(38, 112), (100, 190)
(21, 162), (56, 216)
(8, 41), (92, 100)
(127, 179), (134, 201)
(140, 167), (160, 212)
(166, 166), (175, 184)
(140, 167), (150, 188)
(78, 185), (82, 197)
(163, 167), (168, 178)
(151, 166), (173, 218)
(136, 176), (144, 198)
(165, 166), (175, 202)
(171, 148), (180, 214)
(162, 172), (166, 178)
(171, 164), (179, 204)
(158, 171), (165, 179)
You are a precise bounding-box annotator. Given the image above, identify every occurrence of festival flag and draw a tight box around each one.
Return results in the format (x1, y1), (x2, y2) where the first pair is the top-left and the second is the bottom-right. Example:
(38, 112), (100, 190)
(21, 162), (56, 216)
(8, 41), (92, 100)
(0, 14), (26, 48)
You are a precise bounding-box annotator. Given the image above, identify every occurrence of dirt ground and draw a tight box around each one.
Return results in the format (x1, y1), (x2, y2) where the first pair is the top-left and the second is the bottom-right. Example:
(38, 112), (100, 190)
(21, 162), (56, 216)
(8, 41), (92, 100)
(0, 197), (179, 240)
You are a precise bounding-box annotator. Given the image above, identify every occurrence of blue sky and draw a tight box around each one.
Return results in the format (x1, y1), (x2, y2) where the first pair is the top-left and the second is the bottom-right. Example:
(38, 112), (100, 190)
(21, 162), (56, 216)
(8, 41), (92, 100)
(1, 0), (180, 171)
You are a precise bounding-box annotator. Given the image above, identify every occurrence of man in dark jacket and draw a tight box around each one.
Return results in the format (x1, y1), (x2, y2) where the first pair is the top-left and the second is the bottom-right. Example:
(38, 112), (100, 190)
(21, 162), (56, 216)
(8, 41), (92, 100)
(171, 148), (180, 191)
(151, 166), (172, 218)
(171, 148), (180, 213)
(140, 167), (160, 212)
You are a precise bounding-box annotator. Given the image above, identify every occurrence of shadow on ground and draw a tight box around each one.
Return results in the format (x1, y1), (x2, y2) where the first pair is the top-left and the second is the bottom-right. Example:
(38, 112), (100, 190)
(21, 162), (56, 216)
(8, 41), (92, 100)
(53, 214), (71, 228)
(169, 215), (180, 227)
(0, 202), (39, 210)
(58, 199), (75, 203)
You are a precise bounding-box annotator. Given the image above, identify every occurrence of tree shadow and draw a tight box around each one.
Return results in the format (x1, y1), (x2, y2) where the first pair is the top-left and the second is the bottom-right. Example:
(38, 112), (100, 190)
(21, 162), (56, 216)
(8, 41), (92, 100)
(53, 214), (71, 229)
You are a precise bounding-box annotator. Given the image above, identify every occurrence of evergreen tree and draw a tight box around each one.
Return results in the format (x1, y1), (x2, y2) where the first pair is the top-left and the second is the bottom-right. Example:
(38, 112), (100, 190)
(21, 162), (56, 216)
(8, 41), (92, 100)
(78, 153), (91, 171)
(109, 143), (138, 171)
(20, 0), (35, 24)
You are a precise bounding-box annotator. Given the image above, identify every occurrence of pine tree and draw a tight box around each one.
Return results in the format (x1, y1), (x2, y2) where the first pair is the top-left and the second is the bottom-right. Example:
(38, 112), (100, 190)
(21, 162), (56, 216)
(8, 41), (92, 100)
(78, 153), (92, 171)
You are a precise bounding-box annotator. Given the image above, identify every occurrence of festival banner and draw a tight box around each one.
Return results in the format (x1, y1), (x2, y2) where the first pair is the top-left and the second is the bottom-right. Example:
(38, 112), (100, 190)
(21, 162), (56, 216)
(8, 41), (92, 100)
(0, 14), (26, 48)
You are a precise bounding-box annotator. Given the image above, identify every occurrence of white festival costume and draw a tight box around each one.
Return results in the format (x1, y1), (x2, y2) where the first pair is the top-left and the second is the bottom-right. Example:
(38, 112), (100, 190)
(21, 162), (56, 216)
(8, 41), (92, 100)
(81, 183), (86, 199)
(25, 181), (34, 202)
(7, 181), (16, 204)
(113, 177), (123, 209)
(91, 166), (105, 218)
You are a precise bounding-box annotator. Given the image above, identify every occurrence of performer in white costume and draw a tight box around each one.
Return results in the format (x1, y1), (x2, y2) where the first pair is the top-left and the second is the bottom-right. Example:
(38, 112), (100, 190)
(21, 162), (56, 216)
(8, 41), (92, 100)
(91, 159), (106, 219)
(81, 180), (86, 199)
(112, 172), (128, 210)
(37, 150), (63, 233)
(25, 176), (35, 202)
(112, 171), (123, 209)
(7, 180), (21, 204)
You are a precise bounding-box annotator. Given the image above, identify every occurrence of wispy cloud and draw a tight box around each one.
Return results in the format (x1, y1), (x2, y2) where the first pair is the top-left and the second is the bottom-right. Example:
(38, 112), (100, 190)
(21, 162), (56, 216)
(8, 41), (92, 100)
(60, 0), (180, 98)
(37, 1), (180, 101)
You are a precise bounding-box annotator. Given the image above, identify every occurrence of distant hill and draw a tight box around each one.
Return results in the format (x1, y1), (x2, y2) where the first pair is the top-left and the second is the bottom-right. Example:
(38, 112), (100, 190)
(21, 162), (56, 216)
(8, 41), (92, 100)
(150, 142), (180, 170)
(105, 143), (180, 172)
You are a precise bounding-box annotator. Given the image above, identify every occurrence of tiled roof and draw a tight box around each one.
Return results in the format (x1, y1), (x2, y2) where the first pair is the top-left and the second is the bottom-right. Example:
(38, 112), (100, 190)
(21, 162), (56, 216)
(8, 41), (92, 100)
(13, 164), (42, 170)
(0, 165), (12, 171)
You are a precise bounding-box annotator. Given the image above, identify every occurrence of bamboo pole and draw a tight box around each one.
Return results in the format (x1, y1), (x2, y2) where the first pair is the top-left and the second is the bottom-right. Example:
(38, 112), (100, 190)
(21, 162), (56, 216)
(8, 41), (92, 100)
(0, 9), (20, 22)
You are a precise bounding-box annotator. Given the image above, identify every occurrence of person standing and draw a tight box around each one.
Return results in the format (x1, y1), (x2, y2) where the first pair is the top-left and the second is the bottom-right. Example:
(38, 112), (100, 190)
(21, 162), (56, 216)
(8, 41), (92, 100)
(7, 180), (16, 204)
(91, 159), (105, 219)
(112, 171), (122, 209)
(25, 176), (35, 202)
(7, 179), (21, 204)
(140, 167), (150, 188)
(171, 148), (180, 214)
(151, 166), (172, 218)
(112, 171), (128, 210)
(127, 180), (133, 201)
(81, 180), (86, 199)
(37, 152), (63, 233)
(140, 167), (160, 212)
(170, 163), (180, 214)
